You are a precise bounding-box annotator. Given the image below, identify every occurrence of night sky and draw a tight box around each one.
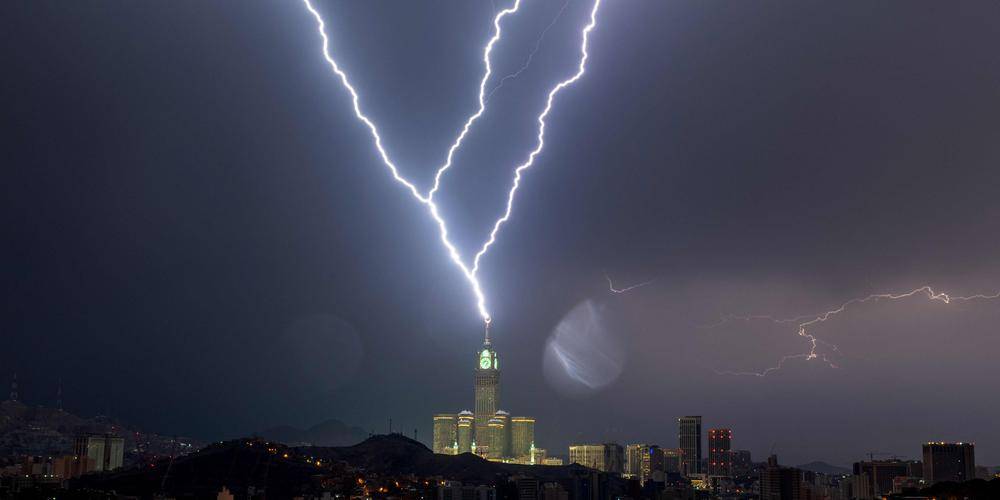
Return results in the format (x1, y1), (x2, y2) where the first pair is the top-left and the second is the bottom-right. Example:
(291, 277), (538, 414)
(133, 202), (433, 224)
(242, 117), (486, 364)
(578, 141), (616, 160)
(4, 1), (1000, 466)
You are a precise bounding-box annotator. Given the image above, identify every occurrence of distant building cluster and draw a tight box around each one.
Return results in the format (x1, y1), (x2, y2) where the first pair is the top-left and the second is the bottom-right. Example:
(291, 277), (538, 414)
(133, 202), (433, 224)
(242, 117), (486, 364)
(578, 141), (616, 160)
(565, 416), (751, 496)
(433, 329), (548, 464)
(0, 373), (200, 495)
(560, 413), (987, 500)
(0, 433), (125, 493)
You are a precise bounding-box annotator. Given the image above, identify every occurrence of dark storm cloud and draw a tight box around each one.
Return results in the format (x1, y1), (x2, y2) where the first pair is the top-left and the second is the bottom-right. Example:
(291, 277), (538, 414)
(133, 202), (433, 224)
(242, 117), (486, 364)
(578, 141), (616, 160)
(3, 1), (999, 465)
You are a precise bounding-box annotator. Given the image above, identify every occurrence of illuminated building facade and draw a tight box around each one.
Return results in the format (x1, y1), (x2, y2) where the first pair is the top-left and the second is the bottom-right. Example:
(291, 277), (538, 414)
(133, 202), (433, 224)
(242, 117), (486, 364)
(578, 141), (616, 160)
(432, 414), (458, 455)
(569, 443), (624, 474)
(73, 434), (124, 472)
(531, 446), (547, 465)
(663, 448), (683, 474)
(487, 411), (509, 459)
(923, 442), (975, 484)
(625, 444), (663, 484)
(678, 416), (702, 475)
(511, 416), (535, 460)
(707, 428), (732, 477)
(456, 411), (474, 453)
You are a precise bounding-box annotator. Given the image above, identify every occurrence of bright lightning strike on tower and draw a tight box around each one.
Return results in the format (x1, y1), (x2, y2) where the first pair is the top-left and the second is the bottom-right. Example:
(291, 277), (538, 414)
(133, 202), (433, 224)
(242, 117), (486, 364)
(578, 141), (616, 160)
(711, 285), (1000, 377)
(300, 0), (604, 325)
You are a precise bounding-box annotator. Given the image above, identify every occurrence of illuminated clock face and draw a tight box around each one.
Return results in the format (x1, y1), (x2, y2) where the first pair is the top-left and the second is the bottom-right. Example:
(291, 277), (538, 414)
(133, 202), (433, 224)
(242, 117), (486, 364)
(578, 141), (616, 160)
(480, 357), (492, 369)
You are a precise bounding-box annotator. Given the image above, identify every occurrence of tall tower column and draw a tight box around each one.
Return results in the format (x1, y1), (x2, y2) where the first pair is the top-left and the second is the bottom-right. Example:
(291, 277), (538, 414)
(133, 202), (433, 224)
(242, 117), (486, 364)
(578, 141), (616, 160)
(473, 323), (500, 450)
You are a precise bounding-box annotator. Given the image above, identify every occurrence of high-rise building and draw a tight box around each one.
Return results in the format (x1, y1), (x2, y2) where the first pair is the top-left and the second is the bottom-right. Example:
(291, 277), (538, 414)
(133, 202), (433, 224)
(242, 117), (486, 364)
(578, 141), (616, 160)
(731, 450), (752, 477)
(511, 416), (535, 459)
(531, 446), (547, 465)
(923, 442), (975, 484)
(456, 411), (474, 453)
(569, 443), (624, 475)
(760, 455), (802, 500)
(707, 428), (732, 477)
(73, 434), (124, 472)
(570, 444), (605, 470)
(853, 459), (910, 499)
(474, 328), (500, 443)
(625, 444), (646, 479)
(433, 414), (458, 454)
(678, 416), (702, 475)
(487, 411), (509, 459)
(641, 446), (664, 484)
(625, 444), (663, 484)
(662, 448), (683, 474)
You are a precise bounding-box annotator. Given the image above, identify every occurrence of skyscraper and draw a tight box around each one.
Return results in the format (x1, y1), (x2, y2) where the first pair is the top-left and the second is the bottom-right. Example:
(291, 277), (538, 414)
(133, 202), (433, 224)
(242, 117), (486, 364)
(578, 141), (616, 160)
(731, 450), (752, 477)
(487, 411), (510, 459)
(678, 416), (702, 475)
(432, 414), (457, 454)
(853, 459), (910, 498)
(662, 448), (684, 474)
(73, 434), (124, 472)
(474, 327), (500, 443)
(569, 443), (624, 475)
(625, 444), (664, 484)
(760, 455), (802, 500)
(625, 444), (646, 479)
(707, 428), (732, 477)
(923, 442), (975, 484)
(511, 416), (535, 459)
(456, 411), (474, 453)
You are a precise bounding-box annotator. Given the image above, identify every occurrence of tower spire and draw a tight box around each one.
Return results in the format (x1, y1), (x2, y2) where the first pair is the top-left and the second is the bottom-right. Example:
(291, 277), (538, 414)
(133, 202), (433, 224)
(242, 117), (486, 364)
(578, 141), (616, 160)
(9, 373), (18, 402)
(484, 320), (491, 345)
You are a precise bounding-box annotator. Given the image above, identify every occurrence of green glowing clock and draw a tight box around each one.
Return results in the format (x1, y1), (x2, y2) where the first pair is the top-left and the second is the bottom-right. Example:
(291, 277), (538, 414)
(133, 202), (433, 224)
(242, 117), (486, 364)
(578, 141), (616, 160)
(480, 356), (492, 369)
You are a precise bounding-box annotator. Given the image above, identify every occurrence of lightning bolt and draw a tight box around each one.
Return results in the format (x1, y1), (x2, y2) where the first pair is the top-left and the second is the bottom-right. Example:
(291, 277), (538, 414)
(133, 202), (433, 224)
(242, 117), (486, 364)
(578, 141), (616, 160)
(605, 272), (655, 294)
(301, 0), (604, 324)
(711, 285), (1000, 377)
(471, 0), (602, 276)
(427, 0), (525, 200)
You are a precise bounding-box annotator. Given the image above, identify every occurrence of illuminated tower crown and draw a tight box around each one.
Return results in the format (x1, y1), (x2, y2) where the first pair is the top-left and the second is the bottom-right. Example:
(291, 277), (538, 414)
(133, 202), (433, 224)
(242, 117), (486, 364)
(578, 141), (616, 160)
(473, 323), (500, 449)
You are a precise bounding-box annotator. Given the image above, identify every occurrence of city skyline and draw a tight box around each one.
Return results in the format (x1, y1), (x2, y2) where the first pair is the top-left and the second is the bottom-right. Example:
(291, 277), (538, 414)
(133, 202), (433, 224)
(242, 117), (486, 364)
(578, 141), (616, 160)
(4, 0), (1000, 470)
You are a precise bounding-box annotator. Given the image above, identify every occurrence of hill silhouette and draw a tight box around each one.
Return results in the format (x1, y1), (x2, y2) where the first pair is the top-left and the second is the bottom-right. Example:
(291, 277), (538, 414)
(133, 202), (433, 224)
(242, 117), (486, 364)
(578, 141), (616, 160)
(76, 434), (594, 497)
(795, 461), (850, 475)
(257, 418), (368, 446)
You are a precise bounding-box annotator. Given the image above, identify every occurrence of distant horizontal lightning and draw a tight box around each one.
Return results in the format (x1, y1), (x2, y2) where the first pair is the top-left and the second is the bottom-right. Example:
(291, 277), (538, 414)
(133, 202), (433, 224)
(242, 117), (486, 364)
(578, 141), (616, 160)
(605, 272), (655, 294)
(711, 285), (1000, 377)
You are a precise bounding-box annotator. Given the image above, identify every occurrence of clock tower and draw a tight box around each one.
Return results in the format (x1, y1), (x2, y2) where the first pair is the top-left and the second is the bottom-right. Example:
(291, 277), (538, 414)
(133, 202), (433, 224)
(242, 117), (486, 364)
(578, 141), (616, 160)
(473, 323), (500, 446)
